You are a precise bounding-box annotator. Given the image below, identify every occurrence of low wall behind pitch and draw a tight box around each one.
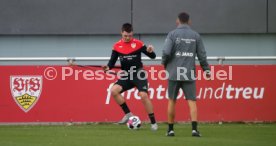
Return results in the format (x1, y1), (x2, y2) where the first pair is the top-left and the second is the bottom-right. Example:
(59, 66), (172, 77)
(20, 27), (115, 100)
(1, 65), (275, 123)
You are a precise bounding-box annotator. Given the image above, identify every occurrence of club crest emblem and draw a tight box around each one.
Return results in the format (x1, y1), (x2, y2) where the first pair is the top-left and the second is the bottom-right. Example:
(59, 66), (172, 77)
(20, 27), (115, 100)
(10, 76), (43, 112)
(131, 43), (136, 49)
(175, 38), (181, 44)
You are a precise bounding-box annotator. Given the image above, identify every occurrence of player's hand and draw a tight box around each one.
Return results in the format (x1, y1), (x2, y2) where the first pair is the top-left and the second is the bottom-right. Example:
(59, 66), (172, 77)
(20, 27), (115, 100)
(102, 66), (109, 72)
(67, 59), (76, 66)
(161, 63), (167, 69)
(147, 45), (154, 53)
(205, 70), (211, 81)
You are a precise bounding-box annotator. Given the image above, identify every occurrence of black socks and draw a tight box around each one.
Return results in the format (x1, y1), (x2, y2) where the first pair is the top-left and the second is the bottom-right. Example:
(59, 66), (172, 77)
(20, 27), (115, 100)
(120, 102), (130, 114)
(168, 123), (174, 131)
(168, 121), (197, 132)
(148, 113), (156, 124)
(192, 121), (198, 131)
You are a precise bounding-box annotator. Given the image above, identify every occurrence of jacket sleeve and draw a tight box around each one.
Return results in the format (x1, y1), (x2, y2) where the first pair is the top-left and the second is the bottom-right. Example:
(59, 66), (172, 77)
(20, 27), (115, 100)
(141, 45), (156, 59)
(196, 34), (210, 71)
(162, 32), (174, 67)
(107, 50), (119, 69)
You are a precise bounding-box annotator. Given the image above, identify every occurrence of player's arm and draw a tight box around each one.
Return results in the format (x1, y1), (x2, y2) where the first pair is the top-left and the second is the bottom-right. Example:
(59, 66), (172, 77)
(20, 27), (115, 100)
(162, 32), (174, 68)
(142, 45), (156, 59)
(103, 50), (118, 72)
(196, 34), (211, 79)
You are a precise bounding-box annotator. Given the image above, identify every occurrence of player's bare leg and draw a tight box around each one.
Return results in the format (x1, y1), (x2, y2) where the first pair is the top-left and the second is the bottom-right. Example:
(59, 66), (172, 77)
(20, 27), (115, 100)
(168, 98), (176, 123)
(139, 91), (158, 131)
(167, 98), (176, 136)
(111, 84), (132, 124)
(188, 100), (201, 137)
(187, 100), (197, 121)
(139, 92), (153, 113)
(111, 84), (125, 105)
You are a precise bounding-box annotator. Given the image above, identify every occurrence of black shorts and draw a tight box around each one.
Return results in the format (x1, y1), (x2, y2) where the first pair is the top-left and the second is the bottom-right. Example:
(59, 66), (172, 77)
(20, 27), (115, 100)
(115, 71), (148, 93)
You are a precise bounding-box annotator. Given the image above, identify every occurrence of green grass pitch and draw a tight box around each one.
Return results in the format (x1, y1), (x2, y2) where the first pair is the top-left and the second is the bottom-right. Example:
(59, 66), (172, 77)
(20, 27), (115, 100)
(0, 123), (276, 146)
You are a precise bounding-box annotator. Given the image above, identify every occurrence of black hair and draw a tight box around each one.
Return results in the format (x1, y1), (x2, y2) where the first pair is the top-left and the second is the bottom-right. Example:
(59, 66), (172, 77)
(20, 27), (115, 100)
(121, 23), (133, 33)
(178, 12), (190, 23)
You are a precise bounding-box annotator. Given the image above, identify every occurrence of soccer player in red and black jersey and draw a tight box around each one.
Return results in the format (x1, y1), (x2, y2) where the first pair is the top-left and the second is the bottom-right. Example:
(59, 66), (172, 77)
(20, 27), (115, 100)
(103, 23), (158, 131)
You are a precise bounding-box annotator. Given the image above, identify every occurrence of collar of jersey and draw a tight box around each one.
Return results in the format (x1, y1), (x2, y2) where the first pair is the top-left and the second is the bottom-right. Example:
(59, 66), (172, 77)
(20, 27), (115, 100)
(114, 39), (142, 54)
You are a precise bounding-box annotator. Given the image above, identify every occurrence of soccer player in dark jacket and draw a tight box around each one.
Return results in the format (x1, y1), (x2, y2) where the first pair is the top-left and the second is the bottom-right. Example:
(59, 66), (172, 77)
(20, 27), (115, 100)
(103, 23), (158, 131)
(162, 12), (211, 137)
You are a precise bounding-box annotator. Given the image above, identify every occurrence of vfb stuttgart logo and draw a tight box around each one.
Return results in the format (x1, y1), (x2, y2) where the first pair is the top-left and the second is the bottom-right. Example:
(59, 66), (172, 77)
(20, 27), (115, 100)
(10, 76), (43, 112)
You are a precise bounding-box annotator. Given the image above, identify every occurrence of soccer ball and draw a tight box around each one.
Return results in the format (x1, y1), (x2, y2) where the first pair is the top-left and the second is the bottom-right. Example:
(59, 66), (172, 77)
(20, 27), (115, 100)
(127, 116), (141, 130)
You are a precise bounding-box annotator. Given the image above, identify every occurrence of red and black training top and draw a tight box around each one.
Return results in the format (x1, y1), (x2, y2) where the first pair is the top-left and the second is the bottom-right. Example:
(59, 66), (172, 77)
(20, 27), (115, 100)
(107, 38), (156, 71)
